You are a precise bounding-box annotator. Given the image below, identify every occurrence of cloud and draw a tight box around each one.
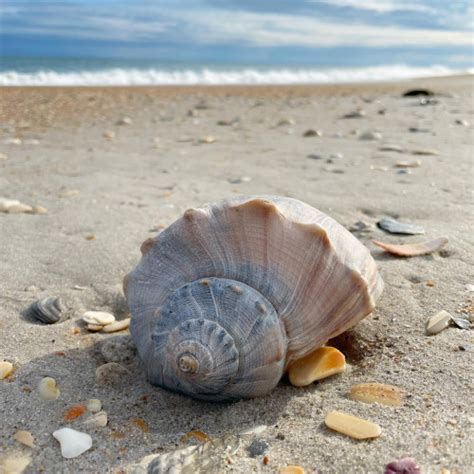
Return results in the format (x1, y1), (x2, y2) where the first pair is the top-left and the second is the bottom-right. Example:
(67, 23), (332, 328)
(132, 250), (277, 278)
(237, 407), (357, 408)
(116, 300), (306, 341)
(1, 1), (472, 48)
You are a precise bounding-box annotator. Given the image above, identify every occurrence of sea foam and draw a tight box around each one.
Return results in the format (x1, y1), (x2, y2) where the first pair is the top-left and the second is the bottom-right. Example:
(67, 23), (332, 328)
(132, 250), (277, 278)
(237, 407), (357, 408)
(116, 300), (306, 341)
(0, 65), (469, 86)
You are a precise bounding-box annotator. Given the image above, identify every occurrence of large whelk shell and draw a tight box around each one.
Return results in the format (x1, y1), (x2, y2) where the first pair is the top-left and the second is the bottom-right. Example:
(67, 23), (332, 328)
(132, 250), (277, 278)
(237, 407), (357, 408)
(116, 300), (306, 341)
(124, 196), (383, 401)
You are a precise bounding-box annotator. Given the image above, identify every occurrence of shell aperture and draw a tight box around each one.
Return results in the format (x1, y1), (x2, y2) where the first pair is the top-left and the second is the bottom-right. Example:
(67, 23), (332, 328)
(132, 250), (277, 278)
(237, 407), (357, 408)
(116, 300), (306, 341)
(125, 195), (383, 401)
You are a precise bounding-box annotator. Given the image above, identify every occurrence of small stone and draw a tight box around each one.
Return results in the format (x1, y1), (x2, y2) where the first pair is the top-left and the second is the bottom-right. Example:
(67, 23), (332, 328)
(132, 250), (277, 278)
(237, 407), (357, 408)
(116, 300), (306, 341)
(263, 455), (270, 465)
(0, 361), (14, 379)
(395, 160), (421, 168)
(52, 427), (92, 459)
(14, 430), (36, 448)
(116, 116), (132, 125)
(82, 311), (115, 326)
(248, 439), (269, 457)
(342, 109), (366, 119)
(58, 189), (80, 198)
(102, 318), (130, 333)
(359, 131), (382, 141)
(85, 234), (96, 241)
(408, 127), (430, 133)
(411, 148), (439, 156)
(3, 137), (22, 145)
(307, 153), (323, 160)
(0, 455), (31, 473)
(38, 377), (60, 400)
(426, 310), (452, 335)
(465, 284), (474, 292)
(349, 221), (371, 233)
(83, 410), (108, 427)
(325, 411), (381, 440)
(402, 89), (434, 97)
(384, 457), (421, 474)
(96, 362), (130, 385)
(288, 346), (346, 387)
(350, 383), (406, 406)
(277, 118), (295, 126)
(240, 425), (268, 436)
(86, 399), (102, 413)
(379, 144), (404, 153)
(377, 217), (425, 235)
(279, 466), (305, 474)
(228, 176), (252, 184)
(455, 119), (469, 126)
(103, 130), (115, 140)
(397, 169), (412, 175)
(199, 136), (216, 144)
(302, 129), (322, 137)
(32, 205), (48, 214)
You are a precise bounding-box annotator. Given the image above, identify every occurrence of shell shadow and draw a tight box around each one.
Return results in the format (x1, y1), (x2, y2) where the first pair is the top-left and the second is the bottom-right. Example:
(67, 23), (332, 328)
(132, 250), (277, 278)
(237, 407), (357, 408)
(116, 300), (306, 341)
(4, 333), (296, 472)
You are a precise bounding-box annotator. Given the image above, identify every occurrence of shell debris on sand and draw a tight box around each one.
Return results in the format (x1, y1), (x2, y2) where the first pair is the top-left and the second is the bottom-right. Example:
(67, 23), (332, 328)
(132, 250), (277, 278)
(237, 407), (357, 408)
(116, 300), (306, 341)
(426, 310), (453, 335)
(324, 411), (382, 440)
(395, 160), (421, 168)
(0, 361), (14, 379)
(82, 311), (115, 326)
(377, 217), (425, 235)
(372, 238), (448, 257)
(0, 455), (31, 473)
(350, 383), (406, 407)
(82, 411), (108, 428)
(0, 198), (33, 214)
(14, 430), (35, 448)
(288, 346), (346, 387)
(86, 399), (102, 413)
(279, 466), (305, 474)
(52, 427), (92, 459)
(63, 404), (87, 421)
(359, 131), (383, 141)
(102, 318), (130, 333)
(38, 377), (60, 400)
(29, 297), (63, 324)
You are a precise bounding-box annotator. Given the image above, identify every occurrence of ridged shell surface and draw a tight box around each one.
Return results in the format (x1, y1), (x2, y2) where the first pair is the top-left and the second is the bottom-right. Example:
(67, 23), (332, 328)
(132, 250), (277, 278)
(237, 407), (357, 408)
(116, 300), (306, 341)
(125, 195), (383, 400)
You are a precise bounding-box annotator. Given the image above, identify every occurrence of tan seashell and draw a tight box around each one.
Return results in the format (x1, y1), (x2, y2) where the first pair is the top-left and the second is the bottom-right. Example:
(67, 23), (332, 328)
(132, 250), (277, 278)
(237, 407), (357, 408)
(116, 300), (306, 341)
(14, 430), (36, 448)
(125, 196), (383, 401)
(38, 377), (60, 400)
(102, 318), (130, 333)
(349, 383), (405, 406)
(372, 238), (448, 257)
(288, 346), (346, 387)
(324, 410), (381, 440)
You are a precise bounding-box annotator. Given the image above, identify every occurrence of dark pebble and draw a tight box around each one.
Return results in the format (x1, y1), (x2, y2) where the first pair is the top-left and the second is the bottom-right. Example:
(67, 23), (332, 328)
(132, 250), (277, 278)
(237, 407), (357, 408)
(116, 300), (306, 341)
(247, 439), (269, 457)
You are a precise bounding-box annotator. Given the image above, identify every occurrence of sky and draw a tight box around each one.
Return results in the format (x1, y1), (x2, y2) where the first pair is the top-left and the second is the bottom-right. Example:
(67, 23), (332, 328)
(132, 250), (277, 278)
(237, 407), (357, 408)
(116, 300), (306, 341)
(0, 0), (473, 67)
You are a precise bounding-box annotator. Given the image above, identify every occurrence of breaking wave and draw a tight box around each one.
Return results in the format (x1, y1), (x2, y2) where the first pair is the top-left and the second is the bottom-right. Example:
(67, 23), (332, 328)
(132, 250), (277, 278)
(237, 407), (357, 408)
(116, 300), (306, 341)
(0, 64), (470, 86)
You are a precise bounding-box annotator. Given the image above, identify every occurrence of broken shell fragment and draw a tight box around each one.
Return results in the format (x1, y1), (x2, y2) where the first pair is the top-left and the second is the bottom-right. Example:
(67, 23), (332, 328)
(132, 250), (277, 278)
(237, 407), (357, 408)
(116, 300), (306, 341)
(38, 377), (60, 400)
(82, 311), (115, 326)
(102, 318), (130, 333)
(86, 399), (102, 413)
(29, 297), (63, 324)
(288, 346), (346, 387)
(280, 466), (305, 474)
(52, 427), (92, 459)
(0, 198), (33, 214)
(377, 218), (425, 235)
(0, 361), (14, 379)
(350, 383), (405, 407)
(63, 404), (87, 421)
(395, 160), (421, 168)
(411, 148), (439, 156)
(384, 457), (421, 474)
(180, 430), (210, 443)
(14, 430), (36, 448)
(83, 411), (108, 427)
(324, 411), (381, 440)
(426, 310), (453, 335)
(372, 238), (448, 257)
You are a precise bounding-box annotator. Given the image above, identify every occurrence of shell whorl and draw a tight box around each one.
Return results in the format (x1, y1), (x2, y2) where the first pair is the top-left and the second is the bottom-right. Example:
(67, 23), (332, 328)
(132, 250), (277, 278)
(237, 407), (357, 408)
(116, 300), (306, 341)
(125, 195), (384, 400)
(149, 277), (286, 400)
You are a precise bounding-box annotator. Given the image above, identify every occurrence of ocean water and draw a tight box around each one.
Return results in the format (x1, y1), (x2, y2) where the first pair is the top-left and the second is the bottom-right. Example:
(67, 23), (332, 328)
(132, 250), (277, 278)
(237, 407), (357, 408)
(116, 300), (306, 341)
(0, 57), (471, 86)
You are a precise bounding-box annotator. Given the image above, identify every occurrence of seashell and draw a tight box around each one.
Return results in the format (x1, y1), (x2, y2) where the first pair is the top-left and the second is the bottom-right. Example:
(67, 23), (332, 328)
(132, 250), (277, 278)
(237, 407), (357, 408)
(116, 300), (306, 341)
(324, 410), (381, 440)
(101, 318), (130, 333)
(82, 410), (108, 427)
(52, 427), (92, 459)
(0, 197), (33, 214)
(349, 382), (405, 406)
(86, 398), (102, 413)
(14, 430), (36, 448)
(372, 237), (448, 257)
(377, 218), (424, 235)
(38, 377), (60, 400)
(124, 195), (383, 401)
(426, 310), (452, 335)
(28, 297), (63, 324)
(82, 311), (115, 326)
(0, 361), (14, 379)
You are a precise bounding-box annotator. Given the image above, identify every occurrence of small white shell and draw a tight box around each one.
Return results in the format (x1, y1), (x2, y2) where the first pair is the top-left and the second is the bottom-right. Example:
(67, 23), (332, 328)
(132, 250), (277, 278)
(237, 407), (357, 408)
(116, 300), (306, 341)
(82, 311), (115, 326)
(52, 428), (92, 458)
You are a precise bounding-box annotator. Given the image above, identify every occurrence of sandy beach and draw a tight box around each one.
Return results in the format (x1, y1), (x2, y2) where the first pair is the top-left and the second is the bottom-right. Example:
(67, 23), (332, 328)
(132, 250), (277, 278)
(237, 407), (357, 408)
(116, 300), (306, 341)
(0, 75), (473, 473)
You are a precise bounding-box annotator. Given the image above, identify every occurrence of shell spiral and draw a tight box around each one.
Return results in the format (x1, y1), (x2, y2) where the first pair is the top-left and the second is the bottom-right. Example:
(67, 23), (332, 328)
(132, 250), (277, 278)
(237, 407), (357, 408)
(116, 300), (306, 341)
(124, 195), (383, 401)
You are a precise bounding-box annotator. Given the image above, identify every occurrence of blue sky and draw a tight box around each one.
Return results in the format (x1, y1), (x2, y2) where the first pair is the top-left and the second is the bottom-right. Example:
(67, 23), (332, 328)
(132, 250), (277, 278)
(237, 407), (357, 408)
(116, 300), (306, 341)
(0, 0), (472, 67)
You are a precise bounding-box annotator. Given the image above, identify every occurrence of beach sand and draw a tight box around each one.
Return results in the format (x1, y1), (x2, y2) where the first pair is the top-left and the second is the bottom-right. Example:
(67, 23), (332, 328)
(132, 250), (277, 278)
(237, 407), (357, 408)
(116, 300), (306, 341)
(0, 75), (473, 473)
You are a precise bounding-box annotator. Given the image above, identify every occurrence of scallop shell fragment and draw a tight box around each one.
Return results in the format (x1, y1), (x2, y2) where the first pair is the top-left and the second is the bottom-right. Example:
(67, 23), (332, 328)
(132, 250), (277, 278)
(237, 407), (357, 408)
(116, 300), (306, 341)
(288, 346), (346, 387)
(29, 297), (63, 324)
(350, 383), (405, 406)
(52, 427), (92, 459)
(14, 430), (35, 448)
(324, 411), (381, 440)
(372, 238), (448, 257)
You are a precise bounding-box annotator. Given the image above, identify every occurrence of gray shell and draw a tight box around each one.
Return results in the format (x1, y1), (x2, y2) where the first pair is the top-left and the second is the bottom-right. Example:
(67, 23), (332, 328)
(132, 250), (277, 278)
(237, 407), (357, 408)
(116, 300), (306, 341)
(124, 195), (383, 401)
